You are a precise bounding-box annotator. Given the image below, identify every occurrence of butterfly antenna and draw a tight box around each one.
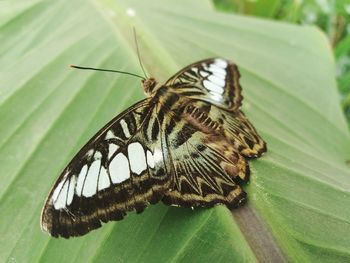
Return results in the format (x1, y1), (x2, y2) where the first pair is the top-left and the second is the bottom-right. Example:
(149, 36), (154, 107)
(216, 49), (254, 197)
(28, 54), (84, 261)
(70, 65), (146, 80)
(133, 27), (148, 79)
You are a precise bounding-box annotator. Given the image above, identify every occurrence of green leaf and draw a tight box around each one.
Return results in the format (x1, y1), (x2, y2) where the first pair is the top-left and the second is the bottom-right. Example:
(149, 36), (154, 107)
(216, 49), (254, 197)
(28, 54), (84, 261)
(1, 1), (350, 262)
(335, 34), (350, 59)
(213, 0), (282, 19)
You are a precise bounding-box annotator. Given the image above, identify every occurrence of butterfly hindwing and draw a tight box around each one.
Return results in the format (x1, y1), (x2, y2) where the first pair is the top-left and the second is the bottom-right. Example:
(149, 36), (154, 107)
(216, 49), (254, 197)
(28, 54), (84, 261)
(212, 107), (267, 158)
(41, 99), (171, 238)
(165, 58), (242, 111)
(161, 100), (250, 209)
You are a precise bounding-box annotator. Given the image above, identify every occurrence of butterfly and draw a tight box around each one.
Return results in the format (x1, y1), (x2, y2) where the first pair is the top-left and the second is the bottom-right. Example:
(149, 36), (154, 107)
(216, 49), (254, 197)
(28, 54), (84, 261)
(41, 58), (267, 238)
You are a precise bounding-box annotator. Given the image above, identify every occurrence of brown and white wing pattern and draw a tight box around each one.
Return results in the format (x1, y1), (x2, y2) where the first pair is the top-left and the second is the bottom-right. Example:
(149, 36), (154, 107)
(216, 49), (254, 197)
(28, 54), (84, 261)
(161, 99), (265, 209)
(162, 134), (249, 209)
(165, 58), (242, 111)
(214, 109), (267, 158)
(41, 99), (171, 238)
(160, 58), (266, 207)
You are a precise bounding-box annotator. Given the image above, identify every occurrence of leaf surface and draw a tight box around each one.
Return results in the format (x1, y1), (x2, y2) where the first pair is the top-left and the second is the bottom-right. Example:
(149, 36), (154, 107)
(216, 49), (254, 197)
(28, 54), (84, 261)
(1, 1), (349, 262)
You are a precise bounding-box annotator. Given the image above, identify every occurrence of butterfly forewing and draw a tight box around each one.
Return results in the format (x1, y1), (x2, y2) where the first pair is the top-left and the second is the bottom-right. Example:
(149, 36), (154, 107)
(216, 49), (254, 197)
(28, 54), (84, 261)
(41, 99), (171, 238)
(165, 58), (243, 111)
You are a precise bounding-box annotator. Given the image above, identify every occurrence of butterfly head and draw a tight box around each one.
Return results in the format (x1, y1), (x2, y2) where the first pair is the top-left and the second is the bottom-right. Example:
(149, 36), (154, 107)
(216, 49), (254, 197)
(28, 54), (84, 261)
(142, 77), (158, 95)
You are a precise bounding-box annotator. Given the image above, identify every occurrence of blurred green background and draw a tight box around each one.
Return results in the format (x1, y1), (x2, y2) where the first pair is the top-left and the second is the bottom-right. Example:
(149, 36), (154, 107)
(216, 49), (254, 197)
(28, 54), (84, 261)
(213, 0), (350, 127)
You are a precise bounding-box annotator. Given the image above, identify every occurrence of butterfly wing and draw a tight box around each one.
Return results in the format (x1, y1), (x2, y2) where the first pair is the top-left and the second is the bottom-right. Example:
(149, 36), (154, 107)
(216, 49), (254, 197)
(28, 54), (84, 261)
(161, 59), (266, 207)
(216, 109), (266, 158)
(165, 58), (242, 111)
(41, 99), (171, 238)
(162, 136), (249, 209)
(160, 99), (266, 208)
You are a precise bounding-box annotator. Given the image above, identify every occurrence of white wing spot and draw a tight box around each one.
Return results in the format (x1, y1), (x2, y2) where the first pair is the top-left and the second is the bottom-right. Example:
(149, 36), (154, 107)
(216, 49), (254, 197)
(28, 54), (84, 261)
(53, 180), (69, 209)
(109, 153), (130, 183)
(66, 176), (76, 206)
(94, 151), (102, 159)
(76, 165), (88, 196)
(153, 148), (163, 164)
(191, 67), (198, 74)
(105, 130), (117, 140)
(98, 166), (111, 190)
(108, 144), (119, 159)
(209, 64), (226, 76)
(203, 80), (224, 94)
(146, 150), (155, 168)
(214, 59), (228, 68)
(128, 142), (147, 175)
(209, 91), (222, 102)
(120, 119), (131, 138)
(82, 159), (101, 197)
(86, 149), (94, 158)
(208, 75), (225, 87)
(52, 179), (65, 202)
(200, 71), (209, 77)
